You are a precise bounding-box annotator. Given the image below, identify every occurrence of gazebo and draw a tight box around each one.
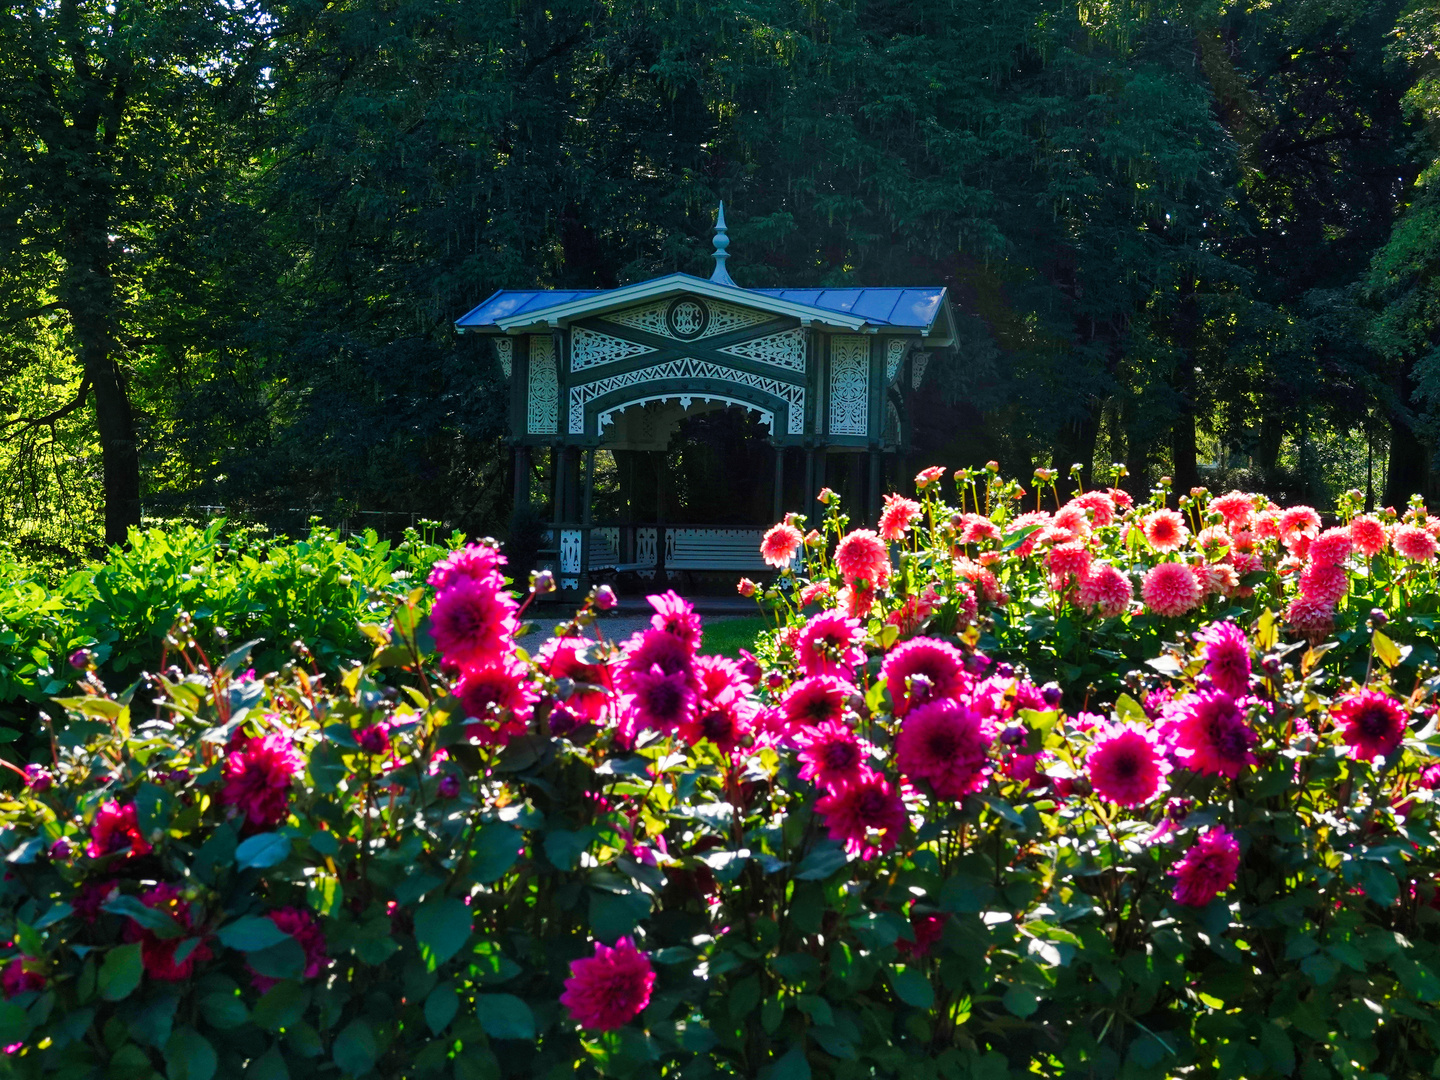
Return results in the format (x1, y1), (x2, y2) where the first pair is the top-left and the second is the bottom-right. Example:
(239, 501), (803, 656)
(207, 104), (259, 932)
(455, 207), (957, 593)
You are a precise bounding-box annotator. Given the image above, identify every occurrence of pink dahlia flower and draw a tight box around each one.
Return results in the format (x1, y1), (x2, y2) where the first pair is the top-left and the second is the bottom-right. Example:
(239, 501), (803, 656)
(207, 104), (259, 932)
(1349, 516), (1387, 557)
(125, 884), (212, 982)
(429, 574), (518, 670)
(895, 700), (993, 799)
(560, 937), (656, 1031)
(815, 771), (906, 860)
(760, 523), (804, 568)
(1211, 492), (1256, 528)
(1049, 504), (1092, 541)
(1070, 491), (1116, 528)
(879, 494), (923, 541)
(0, 958), (43, 999)
(1284, 595), (1335, 640)
(1108, 487), (1135, 510)
(798, 581), (832, 607)
(250, 907), (328, 992)
(428, 543), (506, 592)
(836, 530), (891, 588)
(1087, 723), (1169, 807)
(87, 800), (151, 858)
(1298, 562), (1347, 605)
(1046, 541), (1092, 587)
(914, 466), (946, 491)
(1196, 621), (1250, 697)
(680, 696), (753, 754)
(1309, 527), (1351, 568)
(1007, 511), (1051, 558)
(223, 733), (304, 828)
(796, 720), (870, 791)
(1279, 506), (1321, 551)
(1394, 524), (1437, 562)
(538, 637), (612, 720)
(694, 653), (754, 705)
(1079, 563), (1133, 618)
(1141, 563), (1201, 617)
(958, 514), (1001, 546)
(1169, 826), (1240, 907)
(647, 591), (702, 651)
(881, 637), (968, 716)
(457, 661), (536, 743)
(1171, 691), (1257, 778)
(796, 610), (866, 678)
(1143, 510), (1189, 553)
(1332, 689), (1408, 762)
(622, 666), (695, 738)
(783, 675), (853, 728)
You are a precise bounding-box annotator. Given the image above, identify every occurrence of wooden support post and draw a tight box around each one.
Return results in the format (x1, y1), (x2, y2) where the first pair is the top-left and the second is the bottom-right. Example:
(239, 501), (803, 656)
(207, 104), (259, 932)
(581, 447), (595, 590)
(512, 445), (529, 516)
(868, 448), (881, 523)
(773, 446), (785, 524)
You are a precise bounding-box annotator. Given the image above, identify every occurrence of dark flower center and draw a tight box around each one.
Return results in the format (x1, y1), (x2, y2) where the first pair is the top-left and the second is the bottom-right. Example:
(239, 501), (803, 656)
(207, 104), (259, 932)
(1357, 705), (1394, 738)
(924, 727), (961, 759)
(699, 711), (733, 742)
(823, 741), (859, 770)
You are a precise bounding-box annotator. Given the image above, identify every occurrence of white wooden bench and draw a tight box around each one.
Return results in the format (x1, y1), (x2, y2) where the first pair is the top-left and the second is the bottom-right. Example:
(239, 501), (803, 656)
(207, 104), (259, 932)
(587, 527), (621, 570)
(665, 528), (780, 572)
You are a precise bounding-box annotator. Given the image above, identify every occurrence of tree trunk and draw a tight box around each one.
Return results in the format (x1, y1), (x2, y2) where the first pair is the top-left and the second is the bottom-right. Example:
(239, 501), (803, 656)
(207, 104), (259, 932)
(1384, 411), (1430, 510)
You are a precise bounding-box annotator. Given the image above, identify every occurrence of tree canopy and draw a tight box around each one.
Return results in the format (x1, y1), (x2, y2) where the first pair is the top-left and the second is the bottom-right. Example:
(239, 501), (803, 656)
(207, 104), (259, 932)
(2, 0), (1438, 558)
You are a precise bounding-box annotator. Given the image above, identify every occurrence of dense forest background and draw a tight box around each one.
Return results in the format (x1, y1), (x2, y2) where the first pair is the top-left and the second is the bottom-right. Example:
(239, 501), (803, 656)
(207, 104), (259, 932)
(2, 0), (1438, 562)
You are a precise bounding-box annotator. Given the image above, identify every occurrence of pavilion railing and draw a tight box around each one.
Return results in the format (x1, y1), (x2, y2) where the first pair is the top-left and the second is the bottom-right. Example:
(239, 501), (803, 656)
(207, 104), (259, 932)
(541, 525), (781, 584)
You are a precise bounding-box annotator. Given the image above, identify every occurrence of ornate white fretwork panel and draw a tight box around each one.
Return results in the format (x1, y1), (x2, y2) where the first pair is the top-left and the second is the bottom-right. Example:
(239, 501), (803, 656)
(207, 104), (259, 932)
(829, 335), (870, 436)
(885, 339), (906, 383)
(560, 529), (582, 574)
(912, 351), (931, 389)
(717, 328), (805, 372)
(569, 357), (804, 435)
(635, 527), (657, 579)
(527, 336), (558, 434)
(600, 298), (773, 341)
(496, 337), (513, 378)
(570, 327), (655, 372)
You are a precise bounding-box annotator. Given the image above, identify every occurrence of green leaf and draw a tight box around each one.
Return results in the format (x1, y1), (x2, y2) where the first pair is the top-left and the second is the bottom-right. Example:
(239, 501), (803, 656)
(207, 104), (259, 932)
(414, 896), (472, 970)
(1396, 956), (1440, 1002)
(590, 890), (650, 942)
(218, 638), (265, 679)
(104, 894), (185, 938)
(165, 1027), (218, 1080)
(332, 1020), (378, 1076)
(308, 873), (344, 917)
(216, 915), (290, 952)
(194, 825), (238, 884)
(0, 1002), (31, 1045)
(236, 833), (292, 869)
(135, 782), (172, 836)
(199, 990), (249, 1030)
(99, 942), (144, 1001)
(247, 938), (306, 981)
(890, 966), (934, 1009)
(809, 1025), (856, 1059)
(1000, 523), (1043, 552)
(470, 825), (522, 884)
(424, 983), (459, 1035)
(1002, 985), (1039, 1018)
(253, 981), (309, 1031)
(766, 1045), (812, 1080)
(475, 993), (536, 1040)
(247, 1045), (290, 1080)
(794, 841), (849, 880)
(543, 828), (593, 871)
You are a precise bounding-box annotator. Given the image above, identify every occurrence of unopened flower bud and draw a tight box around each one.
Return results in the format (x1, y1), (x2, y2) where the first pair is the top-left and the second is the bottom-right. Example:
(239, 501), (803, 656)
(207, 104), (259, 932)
(23, 765), (52, 793)
(1040, 683), (1063, 708)
(68, 649), (92, 670)
(1262, 654), (1282, 676)
(531, 569), (556, 594)
(985, 461), (1000, 474)
(1370, 608), (1388, 628)
(1000, 725), (1026, 747)
(594, 584), (618, 611)
(48, 838), (71, 860)
(438, 774), (460, 799)
(737, 578), (757, 598)
(817, 488), (838, 506)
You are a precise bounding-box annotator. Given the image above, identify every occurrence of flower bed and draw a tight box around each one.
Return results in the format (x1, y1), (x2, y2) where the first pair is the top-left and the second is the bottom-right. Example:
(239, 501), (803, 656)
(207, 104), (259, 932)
(2, 472), (1440, 1079)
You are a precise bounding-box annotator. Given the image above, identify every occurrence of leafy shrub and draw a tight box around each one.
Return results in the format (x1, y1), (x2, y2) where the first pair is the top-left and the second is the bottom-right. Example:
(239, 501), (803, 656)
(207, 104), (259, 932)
(3, 494), (1440, 1079)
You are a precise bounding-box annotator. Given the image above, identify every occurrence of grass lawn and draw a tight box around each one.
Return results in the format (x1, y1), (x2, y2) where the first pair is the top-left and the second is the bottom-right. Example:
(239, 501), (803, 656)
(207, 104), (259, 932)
(700, 616), (768, 658)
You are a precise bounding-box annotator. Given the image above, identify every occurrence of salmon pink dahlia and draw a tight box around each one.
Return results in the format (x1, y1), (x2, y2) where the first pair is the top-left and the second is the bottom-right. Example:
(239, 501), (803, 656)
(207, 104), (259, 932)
(222, 733), (304, 828)
(837, 584), (875, 620)
(1285, 595), (1335, 641)
(1298, 562), (1347, 605)
(1143, 510), (1189, 553)
(1070, 491), (1116, 527)
(1211, 492), (1256, 528)
(1108, 486), (1135, 510)
(815, 771), (906, 860)
(1078, 563), (1133, 618)
(560, 937), (656, 1031)
(760, 523), (804, 568)
(1309, 527), (1352, 568)
(795, 610), (865, 677)
(1393, 524), (1437, 562)
(915, 466), (946, 490)
(836, 530), (891, 588)
(1279, 506), (1321, 551)
(958, 514), (1001, 546)
(1141, 563), (1201, 617)
(1169, 826), (1240, 907)
(1332, 689), (1407, 762)
(1087, 723), (1169, 807)
(879, 494), (923, 541)
(896, 700), (993, 798)
(798, 581), (832, 607)
(1007, 511), (1050, 558)
(1046, 541), (1092, 587)
(1349, 515), (1388, 557)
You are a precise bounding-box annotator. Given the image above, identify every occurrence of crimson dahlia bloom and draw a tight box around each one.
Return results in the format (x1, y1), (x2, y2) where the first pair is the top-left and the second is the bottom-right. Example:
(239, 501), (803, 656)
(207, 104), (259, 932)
(87, 800), (151, 858)
(896, 700), (993, 799)
(879, 495), (922, 541)
(223, 733), (303, 828)
(429, 574), (518, 670)
(1332, 689), (1408, 762)
(881, 637), (967, 716)
(560, 937), (656, 1031)
(835, 530), (891, 588)
(1170, 691), (1257, 778)
(1169, 826), (1240, 907)
(1087, 723), (1169, 807)
(457, 661), (536, 743)
(250, 907), (328, 992)
(1196, 621), (1250, 697)
(795, 610), (865, 678)
(760, 523), (804, 568)
(796, 721), (869, 791)
(783, 675), (853, 728)
(538, 637), (612, 720)
(125, 884), (212, 981)
(815, 771), (906, 860)
(1, 958), (43, 999)
(1141, 563), (1201, 617)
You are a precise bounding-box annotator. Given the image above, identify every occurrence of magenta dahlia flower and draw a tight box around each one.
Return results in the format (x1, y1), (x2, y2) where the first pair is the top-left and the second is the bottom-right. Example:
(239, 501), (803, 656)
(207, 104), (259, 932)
(560, 937), (656, 1031)
(124, 884), (212, 981)
(250, 907), (328, 992)
(895, 700), (993, 799)
(428, 543), (506, 592)
(538, 636), (612, 720)
(796, 720), (870, 791)
(815, 771), (906, 860)
(429, 574), (518, 670)
(1171, 691), (1257, 778)
(646, 591), (702, 650)
(1, 958), (43, 999)
(457, 661), (536, 744)
(1332, 689), (1408, 762)
(222, 733), (303, 828)
(87, 800), (151, 858)
(796, 610), (866, 678)
(1169, 826), (1240, 907)
(835, 530), (891, 588)
(783, 675), (853, 728)
(1087, 723), (1169, 807)
(881, 637), (968, 716)
(1196, 621), (1251, 697)
(760, 523), (804, 568)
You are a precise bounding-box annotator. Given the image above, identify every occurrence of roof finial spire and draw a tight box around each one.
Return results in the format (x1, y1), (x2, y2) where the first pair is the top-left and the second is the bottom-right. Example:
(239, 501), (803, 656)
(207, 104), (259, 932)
(710, 201), (736, 287)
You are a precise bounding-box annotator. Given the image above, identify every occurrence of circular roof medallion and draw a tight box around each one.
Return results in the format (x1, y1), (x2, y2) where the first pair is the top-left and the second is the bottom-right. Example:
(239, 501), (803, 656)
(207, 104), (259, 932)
(667, 297), (709, 339)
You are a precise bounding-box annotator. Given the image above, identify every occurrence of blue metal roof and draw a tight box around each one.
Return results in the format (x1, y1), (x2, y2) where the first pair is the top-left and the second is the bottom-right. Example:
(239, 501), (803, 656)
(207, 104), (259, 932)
(455, 283), (947, 331)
